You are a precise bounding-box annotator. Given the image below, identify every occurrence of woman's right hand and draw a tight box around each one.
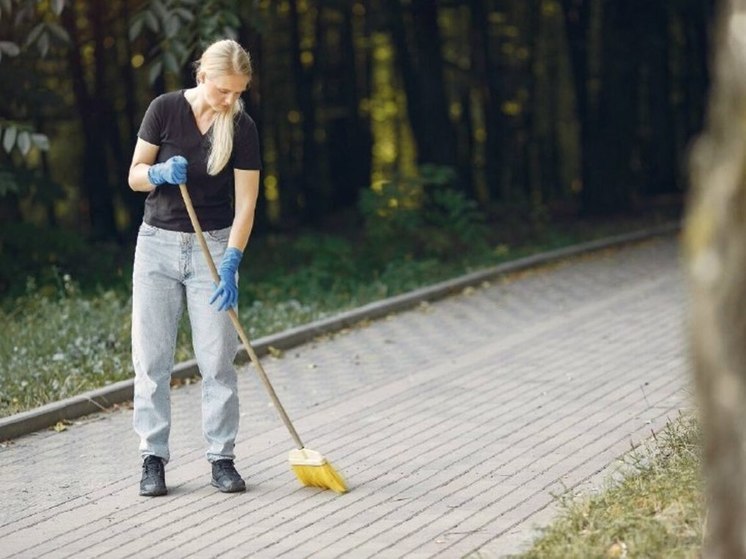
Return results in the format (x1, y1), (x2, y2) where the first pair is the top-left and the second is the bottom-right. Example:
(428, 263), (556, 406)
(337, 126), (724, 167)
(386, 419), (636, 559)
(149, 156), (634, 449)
(147, 155), (188, 186)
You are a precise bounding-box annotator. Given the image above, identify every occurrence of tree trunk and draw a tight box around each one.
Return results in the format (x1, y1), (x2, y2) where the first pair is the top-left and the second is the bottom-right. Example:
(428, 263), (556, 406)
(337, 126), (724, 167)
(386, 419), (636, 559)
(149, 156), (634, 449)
(326, 2), (372, 214)
(580, 0), (639, 214)
(238, 23), (268, 234)
(524, 0), (543, 211)
(387, 0), (457, 169)
(469, 0), (507, 203)
(61, 0), (118, 240)
(288, 0), (324, 223)
(120, 0), (144, 235)
(686, 1), (746, 556)
(639, 0), (678, 197)
(560, 0), (592, 207)
(683, 0), (714, 140)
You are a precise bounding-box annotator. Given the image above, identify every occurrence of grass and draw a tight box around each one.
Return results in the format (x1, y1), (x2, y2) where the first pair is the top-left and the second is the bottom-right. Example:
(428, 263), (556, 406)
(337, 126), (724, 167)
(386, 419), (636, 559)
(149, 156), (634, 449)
(0, 207), (679, 418)
(514, 414), (704, 559)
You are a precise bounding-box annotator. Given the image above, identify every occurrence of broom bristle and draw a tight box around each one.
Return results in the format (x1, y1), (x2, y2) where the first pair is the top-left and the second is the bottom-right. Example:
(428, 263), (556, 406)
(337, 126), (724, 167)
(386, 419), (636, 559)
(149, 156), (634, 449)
(292, 462), (348, 494)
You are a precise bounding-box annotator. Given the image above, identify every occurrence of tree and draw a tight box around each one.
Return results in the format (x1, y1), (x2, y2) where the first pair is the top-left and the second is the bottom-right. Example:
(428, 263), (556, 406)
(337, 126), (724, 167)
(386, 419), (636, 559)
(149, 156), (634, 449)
(0, 0), (66, 225)
(386, 0), (457, 169)
(60, 0), (119, 240)
(686, 0), (746, 556)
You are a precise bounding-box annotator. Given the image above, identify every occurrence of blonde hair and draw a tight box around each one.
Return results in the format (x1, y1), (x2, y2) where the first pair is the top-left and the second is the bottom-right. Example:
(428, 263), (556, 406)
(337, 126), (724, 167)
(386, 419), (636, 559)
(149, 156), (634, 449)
(195, 39), (253, 175)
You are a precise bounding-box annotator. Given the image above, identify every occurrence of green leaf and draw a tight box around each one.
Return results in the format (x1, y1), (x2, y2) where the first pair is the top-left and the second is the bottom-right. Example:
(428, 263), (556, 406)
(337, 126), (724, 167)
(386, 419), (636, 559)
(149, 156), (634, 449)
(164, 14), (180, 38)
(37, 32), (49, 57)
(3, 126), (17, 153)
(172, 40), (190, 64)
(46, 23), (70, 43)
(0, 0), (11, 21)
(31, 134), (49, 151)
(129, 15), (145, 41)
(17, 131), (30, 156)
(50, 0), (65, 16)
(0, 41), (20, 57)
(226, 12), (241, 28)
(148, 60), (163, 85)
(151, 0), (169, 22)
(25, 23), (44, 48)
(0, 170), (21, 196)
(175, 8), (195, 22)
(163, 50), (179, 74)
(144, 11), (159, 33)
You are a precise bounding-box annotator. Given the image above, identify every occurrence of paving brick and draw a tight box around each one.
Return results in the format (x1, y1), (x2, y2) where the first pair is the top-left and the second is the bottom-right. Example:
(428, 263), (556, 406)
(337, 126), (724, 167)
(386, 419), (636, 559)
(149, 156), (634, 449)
(0, 237), (691, 558)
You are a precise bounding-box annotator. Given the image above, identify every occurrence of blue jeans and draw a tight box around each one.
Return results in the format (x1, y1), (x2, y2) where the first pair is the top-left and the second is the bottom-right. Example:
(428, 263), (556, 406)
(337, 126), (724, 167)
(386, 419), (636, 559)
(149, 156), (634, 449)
(132, 222), (239, 463)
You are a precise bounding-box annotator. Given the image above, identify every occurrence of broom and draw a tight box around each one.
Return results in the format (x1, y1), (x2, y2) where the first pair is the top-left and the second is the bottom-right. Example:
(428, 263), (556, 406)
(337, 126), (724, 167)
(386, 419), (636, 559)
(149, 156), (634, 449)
(178, 183), (347, 494)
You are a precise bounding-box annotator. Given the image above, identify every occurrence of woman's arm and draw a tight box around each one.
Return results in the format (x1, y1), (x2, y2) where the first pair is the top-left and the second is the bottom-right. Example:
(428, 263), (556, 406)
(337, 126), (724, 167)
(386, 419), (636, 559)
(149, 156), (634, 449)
(128, 138), (160, 192)
(228, 169), (260, 251)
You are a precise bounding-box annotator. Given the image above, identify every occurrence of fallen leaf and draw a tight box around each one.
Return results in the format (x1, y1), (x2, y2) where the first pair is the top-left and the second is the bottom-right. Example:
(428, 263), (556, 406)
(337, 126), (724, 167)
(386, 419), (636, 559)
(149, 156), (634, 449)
(606, 541), (628, 559)
(53, 421), (69, 433)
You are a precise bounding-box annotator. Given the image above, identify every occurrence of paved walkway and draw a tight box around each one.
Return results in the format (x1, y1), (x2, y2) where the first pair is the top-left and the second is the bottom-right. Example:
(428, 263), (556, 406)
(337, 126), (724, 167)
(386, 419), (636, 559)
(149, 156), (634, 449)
(0, 235), (690, 558)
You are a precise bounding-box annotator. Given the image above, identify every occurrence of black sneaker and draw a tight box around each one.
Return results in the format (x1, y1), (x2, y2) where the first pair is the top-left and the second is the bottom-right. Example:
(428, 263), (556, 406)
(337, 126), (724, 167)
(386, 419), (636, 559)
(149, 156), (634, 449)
(139, 455), (167, 497)
(211, 459), (246, 493)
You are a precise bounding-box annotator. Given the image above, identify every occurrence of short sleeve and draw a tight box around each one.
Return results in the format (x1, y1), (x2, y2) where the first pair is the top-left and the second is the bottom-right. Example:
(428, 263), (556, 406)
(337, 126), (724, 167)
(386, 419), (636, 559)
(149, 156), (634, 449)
(233, 113), (262, 170)
(137, 95), (166, 145)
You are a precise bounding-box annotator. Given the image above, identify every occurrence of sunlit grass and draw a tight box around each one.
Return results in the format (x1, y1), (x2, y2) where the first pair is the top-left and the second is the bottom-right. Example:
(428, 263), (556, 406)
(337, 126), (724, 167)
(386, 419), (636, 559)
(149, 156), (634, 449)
(0, 211), (678, 418)
(513, 415), (704, 559)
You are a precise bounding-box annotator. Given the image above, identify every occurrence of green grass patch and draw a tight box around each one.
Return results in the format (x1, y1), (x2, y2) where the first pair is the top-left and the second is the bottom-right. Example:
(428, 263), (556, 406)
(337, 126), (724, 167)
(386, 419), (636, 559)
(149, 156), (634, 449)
(0, 208), (679, 418)
(514, 415), (704, 559)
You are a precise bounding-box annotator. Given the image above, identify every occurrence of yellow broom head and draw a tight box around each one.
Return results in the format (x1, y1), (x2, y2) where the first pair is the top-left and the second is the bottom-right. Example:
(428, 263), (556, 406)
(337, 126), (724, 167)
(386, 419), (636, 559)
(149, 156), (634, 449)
(289, 448), (348, 494)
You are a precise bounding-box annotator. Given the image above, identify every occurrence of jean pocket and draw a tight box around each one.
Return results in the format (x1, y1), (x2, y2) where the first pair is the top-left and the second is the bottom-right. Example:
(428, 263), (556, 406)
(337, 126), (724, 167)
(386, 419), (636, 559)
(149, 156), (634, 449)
(139, 222), (158, 237)
(206, 227), (231, 243)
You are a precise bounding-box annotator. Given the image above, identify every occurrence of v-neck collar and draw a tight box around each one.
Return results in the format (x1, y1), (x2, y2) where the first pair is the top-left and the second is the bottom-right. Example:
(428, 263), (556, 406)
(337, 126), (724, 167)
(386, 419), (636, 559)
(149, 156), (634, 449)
(181, 90), (214, 138)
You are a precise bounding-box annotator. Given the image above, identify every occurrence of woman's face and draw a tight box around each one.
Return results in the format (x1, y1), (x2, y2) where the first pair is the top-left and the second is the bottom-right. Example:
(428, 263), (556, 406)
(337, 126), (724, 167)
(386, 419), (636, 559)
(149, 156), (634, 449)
(202, 73), (249, 112)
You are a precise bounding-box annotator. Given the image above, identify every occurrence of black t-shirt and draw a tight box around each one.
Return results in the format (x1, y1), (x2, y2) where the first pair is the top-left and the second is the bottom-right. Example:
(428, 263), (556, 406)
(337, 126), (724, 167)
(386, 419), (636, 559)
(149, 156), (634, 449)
(137, 90), (262, 232)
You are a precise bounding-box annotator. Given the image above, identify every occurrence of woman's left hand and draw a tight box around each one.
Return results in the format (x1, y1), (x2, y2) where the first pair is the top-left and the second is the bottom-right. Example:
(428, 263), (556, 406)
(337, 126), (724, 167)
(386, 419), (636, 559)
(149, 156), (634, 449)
(210, 247), (243, 311)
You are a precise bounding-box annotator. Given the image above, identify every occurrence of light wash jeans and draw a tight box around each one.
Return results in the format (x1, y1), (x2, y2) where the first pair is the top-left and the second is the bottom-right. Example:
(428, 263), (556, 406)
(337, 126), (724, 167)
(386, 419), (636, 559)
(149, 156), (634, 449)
(132, 222), (240, 464)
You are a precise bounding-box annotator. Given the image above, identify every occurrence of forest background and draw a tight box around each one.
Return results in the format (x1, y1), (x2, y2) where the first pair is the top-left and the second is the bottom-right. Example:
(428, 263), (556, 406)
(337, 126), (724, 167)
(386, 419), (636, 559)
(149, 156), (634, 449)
(0, 0), (713, 415)
(0, 0), (712, 290)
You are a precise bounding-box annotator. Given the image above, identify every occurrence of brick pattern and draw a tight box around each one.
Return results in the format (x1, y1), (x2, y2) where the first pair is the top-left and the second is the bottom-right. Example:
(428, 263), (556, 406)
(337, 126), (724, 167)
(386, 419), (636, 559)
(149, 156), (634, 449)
(0, 238), (690, 558)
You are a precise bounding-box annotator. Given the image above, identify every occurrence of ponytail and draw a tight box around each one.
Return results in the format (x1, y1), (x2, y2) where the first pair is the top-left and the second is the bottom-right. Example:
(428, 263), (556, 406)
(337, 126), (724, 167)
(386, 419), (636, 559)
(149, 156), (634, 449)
(207, 98), (242, 175)
(195, 39), (253, 176)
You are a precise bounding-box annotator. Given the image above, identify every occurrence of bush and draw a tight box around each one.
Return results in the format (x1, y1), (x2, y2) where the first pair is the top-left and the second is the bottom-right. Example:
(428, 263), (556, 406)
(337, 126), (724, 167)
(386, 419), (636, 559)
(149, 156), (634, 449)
(359, 165), (489, 262)
(0, 278), (132, 416)
(0, 222), (131, 300)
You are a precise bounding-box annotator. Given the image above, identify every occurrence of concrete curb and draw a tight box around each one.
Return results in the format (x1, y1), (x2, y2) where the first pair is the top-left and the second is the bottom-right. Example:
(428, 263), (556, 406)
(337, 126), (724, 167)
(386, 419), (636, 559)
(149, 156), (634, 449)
(0, 222), (680, 441)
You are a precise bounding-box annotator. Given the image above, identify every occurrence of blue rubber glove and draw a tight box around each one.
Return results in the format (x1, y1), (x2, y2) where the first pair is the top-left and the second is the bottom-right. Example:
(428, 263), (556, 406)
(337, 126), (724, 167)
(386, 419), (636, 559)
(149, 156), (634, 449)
(148, 155), (188, 186)
(209, 247), (242, 311)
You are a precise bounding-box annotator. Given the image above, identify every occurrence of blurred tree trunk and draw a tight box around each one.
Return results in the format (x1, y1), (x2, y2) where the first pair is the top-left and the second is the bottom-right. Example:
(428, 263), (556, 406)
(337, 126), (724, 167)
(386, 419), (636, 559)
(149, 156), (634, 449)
(288, 0), (325, 223)
(544, 1), (564, 200)
(683, 0), (714, 141)
(120, 0), (145, 235)
(387, 0), (457, 169)
(686, 1), (746, 556)
(238, 23), (268, 234)
(583, 0), (639, 214)
(61, 0), (118, 240)
(524, 0), (543, 211)
(639, 0), (677, 197)
(469, 0), (513, 201)
(469, 0), (509, 203)
(560, 0), (592, 207)
(325, 2), (372, 214)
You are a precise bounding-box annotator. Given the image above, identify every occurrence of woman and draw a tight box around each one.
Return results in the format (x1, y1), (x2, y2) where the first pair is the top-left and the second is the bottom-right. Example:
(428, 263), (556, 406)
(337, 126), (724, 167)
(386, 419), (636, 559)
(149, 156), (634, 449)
(128, 39), (261, 496)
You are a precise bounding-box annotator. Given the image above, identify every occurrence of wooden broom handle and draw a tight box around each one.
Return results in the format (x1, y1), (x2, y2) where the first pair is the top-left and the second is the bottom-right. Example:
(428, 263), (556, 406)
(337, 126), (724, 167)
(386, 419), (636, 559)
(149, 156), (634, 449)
(178, 183), (305, 450)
